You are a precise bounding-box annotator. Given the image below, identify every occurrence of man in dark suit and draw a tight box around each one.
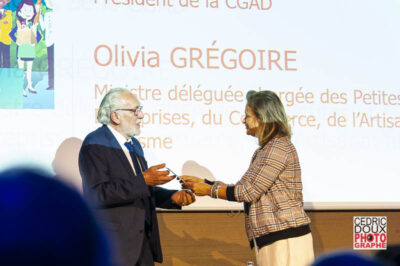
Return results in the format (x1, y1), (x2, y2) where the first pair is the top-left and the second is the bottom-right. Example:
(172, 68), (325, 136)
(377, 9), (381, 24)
(79, 88), (195, 266)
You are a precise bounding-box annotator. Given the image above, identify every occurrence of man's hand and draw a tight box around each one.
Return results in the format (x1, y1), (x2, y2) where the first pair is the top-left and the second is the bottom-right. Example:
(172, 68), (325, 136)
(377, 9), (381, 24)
(143, 163), (174, 186)
(171, 190), (196, 206)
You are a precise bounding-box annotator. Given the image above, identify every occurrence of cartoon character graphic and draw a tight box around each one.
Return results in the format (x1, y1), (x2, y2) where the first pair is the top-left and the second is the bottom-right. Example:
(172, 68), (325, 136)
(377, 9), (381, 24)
(0, 0), (12, 68)
(9, 0), (41, 97)
(39, 0), (53, 90)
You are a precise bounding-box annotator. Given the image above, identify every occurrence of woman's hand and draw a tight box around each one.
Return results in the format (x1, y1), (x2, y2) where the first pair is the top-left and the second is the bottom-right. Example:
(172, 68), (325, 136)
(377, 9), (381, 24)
(182, 182), (211, 196)
(180, 175), (204, 183)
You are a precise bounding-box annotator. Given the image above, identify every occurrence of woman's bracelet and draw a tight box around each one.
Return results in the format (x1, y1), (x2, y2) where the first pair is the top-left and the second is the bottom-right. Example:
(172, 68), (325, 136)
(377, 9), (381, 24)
(210, 184), (219, 199)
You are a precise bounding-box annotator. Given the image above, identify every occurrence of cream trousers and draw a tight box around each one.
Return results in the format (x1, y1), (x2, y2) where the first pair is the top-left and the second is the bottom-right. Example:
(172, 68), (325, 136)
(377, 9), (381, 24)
(254, 233), (314, 266)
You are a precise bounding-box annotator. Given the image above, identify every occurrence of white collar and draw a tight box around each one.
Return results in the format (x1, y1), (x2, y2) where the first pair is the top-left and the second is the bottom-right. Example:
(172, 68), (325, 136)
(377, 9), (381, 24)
(107, 125), (130, 151)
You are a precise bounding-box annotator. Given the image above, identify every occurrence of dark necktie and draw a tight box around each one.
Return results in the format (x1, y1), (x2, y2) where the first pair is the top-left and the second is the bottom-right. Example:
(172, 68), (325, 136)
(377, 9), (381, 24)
(124, 140), (152, 227)
(124, 141), (143, 175)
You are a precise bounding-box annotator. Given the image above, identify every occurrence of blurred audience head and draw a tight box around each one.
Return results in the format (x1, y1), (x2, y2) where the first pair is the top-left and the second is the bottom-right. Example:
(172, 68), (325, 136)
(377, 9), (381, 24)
(0, 167), (111, 266)
(375, 245), (400, 266)
(312, 251), (386, 266)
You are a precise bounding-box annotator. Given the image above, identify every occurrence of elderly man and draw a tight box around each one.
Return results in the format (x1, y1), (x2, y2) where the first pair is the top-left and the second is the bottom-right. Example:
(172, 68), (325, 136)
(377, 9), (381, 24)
(79, 88), (195, 266)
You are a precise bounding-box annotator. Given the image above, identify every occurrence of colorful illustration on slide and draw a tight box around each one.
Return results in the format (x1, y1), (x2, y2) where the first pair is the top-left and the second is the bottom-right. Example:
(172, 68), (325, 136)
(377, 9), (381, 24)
(0, 0), (54, 109)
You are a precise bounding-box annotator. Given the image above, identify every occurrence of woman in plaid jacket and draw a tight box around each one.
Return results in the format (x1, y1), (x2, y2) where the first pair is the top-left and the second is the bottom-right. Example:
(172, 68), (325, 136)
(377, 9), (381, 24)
(182, 90), (314, 266)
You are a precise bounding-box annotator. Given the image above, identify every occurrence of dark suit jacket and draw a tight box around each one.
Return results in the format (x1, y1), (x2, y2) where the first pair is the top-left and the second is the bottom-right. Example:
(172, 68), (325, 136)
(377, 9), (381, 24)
(79, 125), (179, 265)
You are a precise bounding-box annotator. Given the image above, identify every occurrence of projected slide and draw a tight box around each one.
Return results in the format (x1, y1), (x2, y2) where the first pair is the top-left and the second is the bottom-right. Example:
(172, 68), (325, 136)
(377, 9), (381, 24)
(0, 0), (399, 209)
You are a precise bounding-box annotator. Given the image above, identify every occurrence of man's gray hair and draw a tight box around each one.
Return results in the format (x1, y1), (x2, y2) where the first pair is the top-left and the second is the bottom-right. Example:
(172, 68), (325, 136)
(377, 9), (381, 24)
(97, 88), (131, 125)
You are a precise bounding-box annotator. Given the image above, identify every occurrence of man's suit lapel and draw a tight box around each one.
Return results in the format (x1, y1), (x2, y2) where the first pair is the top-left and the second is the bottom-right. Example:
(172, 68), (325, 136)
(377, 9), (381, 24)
(101, 125), (136, 176)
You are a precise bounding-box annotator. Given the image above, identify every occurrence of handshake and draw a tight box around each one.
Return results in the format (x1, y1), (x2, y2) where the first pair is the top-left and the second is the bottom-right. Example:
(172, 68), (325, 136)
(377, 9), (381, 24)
(143, 163), (215, 207)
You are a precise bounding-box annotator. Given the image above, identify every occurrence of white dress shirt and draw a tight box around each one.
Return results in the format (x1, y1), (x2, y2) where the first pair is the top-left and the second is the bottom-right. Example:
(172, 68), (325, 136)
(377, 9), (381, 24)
(107, 125), (137, 174)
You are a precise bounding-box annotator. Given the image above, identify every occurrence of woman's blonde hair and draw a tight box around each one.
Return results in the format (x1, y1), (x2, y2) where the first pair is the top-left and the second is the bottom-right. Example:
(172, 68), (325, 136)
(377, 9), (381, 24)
(246, 90), (291, 146)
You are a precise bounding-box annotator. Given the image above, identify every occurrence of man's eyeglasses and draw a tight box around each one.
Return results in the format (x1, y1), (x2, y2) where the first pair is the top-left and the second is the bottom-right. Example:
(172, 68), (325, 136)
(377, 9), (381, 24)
(114, 106), (143, 116)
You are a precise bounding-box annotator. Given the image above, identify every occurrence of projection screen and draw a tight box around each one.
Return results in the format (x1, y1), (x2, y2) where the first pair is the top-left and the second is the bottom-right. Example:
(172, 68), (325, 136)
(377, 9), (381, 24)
(0, 0), (399, 210)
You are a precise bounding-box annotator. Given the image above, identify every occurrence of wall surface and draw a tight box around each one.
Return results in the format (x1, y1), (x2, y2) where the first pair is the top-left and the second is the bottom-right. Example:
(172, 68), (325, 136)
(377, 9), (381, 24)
(155, 211), (400, 266)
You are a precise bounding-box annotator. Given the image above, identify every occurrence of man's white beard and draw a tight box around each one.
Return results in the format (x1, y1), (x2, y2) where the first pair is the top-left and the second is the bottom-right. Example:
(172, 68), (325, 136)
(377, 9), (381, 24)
(126, 127), (140, 138)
